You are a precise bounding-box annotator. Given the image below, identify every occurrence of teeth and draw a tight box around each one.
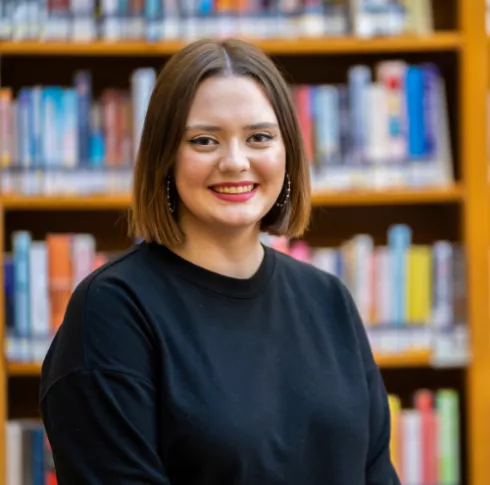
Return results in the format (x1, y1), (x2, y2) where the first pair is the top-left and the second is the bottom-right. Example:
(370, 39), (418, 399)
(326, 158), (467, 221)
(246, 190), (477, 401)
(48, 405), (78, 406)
(213, 184), (255, 194)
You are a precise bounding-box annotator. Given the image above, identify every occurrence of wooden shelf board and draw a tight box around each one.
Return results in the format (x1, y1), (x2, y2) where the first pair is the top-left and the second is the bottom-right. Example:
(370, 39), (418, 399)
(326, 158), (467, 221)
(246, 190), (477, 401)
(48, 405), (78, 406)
(0, 33), (461, 56)
(0, 194), (132, 210)
(0, 185), (463, 210)
(374, 350), (432, 368)
(311, 184), (464, 206)
(7, 362), (42, 376)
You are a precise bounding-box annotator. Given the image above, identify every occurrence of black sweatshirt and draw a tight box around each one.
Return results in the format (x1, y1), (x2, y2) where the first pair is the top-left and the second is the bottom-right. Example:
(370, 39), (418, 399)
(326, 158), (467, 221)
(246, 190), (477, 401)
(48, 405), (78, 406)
(39, 241), (401, 485)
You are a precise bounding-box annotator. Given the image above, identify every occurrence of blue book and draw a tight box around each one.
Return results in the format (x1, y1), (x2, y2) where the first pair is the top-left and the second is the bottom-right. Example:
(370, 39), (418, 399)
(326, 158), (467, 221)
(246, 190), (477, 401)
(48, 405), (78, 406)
(31, 427), (46, 485)
(17, 88), (32, 167)
(62, 88), (79, 168)
(13, 231), (31, 339)
(388, 224), (412, 326)
(348, 65), (371, 166)
(41, 87), (64, 167)
(406, 66), (427, 159)
(145, 0), (163, 41)
(30, 86), (43, 166)
(74, 71), (93, 167)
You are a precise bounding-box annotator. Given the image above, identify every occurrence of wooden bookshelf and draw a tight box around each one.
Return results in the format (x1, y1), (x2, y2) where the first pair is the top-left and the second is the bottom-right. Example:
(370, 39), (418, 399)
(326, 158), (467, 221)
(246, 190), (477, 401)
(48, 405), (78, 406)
(0, 185), (464, 211)
(7, 362), (42, 377)
(0, 32), (462, 56)
(311, 184), (464, 206)
(374, 350), (433, 368)
(1, 1), (490, 484)
(0, 194), (132, 211)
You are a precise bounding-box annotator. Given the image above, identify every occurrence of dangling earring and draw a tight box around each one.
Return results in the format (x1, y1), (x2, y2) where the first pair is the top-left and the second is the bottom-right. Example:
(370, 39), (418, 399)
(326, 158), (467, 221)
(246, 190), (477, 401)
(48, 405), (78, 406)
(166, 176), (176, 213)
(275, 173), (291, 208)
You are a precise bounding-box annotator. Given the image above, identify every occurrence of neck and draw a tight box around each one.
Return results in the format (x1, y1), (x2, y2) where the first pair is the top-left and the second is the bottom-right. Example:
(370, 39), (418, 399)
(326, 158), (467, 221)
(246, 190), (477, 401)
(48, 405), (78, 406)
(169, 217), (265, 279)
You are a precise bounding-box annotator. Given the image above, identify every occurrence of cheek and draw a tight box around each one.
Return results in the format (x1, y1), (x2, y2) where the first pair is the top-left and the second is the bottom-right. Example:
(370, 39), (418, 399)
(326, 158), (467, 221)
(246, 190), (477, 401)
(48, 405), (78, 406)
(255, 145), (287, 189)
(174, 148), (213, 193)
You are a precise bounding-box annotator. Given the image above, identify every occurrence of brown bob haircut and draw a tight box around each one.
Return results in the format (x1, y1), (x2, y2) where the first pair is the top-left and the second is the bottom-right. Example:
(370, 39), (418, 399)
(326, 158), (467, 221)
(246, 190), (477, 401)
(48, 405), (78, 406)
(129, 37), (311, 247)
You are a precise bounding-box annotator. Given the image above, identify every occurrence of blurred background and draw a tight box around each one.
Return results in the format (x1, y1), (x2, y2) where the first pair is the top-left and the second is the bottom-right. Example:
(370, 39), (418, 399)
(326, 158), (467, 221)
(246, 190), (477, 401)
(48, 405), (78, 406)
(1, 1), (489, 484)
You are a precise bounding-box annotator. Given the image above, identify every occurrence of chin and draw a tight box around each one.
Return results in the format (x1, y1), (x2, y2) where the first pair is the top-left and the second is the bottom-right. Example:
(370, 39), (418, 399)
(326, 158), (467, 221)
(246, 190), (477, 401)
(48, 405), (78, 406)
(208, 207), (269, 230)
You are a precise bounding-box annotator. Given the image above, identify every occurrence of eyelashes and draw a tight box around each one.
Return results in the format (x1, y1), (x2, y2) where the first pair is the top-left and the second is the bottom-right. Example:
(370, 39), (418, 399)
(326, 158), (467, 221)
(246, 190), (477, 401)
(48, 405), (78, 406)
(187, 133), (276, 147)
(188, 136), (216, 146)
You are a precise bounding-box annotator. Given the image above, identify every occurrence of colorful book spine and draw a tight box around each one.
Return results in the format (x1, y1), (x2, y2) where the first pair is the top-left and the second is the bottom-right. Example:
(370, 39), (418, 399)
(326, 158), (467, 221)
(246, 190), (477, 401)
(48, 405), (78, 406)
(0, 0), (435, 40)
(388, 389), (460, 485)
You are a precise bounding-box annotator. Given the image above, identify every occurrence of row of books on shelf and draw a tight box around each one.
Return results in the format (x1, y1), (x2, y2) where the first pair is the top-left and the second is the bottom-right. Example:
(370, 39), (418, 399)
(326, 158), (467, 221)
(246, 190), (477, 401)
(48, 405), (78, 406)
(389, 389), (460, 485)
(6, 420), (56, 485)
(0, 59), (453, 196)
(5, 226), (469, 367)
(0, 67), (155, 195)
(300, 60), (453, 191)
(262, 223), (469, 367)
(0, 0), (433, 43)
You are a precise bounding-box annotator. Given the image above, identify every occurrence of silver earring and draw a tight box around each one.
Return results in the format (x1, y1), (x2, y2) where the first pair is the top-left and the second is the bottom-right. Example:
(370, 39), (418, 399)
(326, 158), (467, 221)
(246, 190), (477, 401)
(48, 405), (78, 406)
(275, 173), (291, 208)
(166, 176), (176, 213)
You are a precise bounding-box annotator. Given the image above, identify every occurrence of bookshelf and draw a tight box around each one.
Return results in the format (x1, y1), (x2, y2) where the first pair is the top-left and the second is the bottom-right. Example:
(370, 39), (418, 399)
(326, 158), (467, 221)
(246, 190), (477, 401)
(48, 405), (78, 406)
(1, 0), (489, 484)
(0, 33), (462, 55)
(0, 185), (464, 210)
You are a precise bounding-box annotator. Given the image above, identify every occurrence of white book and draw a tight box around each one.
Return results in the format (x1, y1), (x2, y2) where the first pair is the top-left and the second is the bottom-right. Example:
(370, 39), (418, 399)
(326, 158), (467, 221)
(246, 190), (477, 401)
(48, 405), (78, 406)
(29, 240), (51, 362)
(366, 82), (390, 166)
(375, 246), (391, 326)
(72, 233), (96, 290)
(352, 234), (374, 324)
(401, 410), (422, 485)
(131, 68), (157, 162)
(6, 421), (23, 485)
(311, 248), (338, 276)
(71, 0), (97, 41)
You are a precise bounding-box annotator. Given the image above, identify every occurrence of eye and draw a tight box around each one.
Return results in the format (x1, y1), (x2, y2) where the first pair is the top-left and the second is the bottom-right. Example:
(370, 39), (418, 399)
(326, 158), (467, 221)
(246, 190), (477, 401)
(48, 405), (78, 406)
(248, 133), (274, 144)
(188, 136), (218, 146)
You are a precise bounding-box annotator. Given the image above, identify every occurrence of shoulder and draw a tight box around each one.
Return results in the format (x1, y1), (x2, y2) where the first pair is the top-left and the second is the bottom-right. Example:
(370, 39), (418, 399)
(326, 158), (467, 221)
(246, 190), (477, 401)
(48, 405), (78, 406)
(40, 243), (160, 399)
(272, 248), (376, 369)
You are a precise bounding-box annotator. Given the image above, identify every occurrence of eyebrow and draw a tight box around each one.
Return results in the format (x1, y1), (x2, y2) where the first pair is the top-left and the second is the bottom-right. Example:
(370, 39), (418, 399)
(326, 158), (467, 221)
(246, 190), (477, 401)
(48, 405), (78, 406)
(185, 122), (279, 132)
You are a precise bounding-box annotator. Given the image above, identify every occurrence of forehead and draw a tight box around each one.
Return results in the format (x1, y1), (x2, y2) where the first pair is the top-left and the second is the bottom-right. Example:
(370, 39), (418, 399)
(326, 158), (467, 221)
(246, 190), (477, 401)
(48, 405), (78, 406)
(186, 75), (278, 124)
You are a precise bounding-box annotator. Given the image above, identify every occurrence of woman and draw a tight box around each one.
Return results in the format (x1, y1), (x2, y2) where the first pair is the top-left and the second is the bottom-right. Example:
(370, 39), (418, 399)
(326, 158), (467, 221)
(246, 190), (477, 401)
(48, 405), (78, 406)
(40, 37), (400, 485)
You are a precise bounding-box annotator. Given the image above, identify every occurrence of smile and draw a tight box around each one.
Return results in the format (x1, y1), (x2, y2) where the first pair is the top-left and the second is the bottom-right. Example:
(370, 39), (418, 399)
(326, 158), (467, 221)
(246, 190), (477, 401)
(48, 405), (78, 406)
(211, 184), (256, 194)
(209, 183), (259, 203)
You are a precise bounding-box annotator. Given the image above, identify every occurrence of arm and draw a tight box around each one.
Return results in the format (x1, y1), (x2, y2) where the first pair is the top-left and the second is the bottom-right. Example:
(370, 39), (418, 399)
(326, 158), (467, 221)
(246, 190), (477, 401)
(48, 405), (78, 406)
(40, 274), (170, 485)
(337, 280), (401, 485)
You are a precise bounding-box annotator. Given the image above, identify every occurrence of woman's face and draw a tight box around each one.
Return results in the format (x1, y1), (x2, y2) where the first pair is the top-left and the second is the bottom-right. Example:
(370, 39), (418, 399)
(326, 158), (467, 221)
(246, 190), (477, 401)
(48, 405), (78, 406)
(174, 75), (286, 236)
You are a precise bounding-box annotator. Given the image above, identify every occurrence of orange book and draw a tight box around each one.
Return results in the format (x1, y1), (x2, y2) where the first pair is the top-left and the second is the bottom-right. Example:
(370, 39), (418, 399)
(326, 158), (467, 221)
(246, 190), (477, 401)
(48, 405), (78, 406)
(0, 88), (13, 167)
(47, 234), (73, 331)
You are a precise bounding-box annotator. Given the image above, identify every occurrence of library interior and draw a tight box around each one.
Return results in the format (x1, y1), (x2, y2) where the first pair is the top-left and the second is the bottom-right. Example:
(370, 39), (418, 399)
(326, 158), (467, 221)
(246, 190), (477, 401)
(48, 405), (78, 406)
(1, 0), (490, 484)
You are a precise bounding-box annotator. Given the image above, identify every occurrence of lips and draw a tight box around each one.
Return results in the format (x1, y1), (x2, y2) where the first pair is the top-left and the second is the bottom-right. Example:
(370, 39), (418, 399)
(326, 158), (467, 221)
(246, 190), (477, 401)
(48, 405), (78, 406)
(208, 182), (259, 203)
(209, 182), (258, 194)
(211, 184), (256, 194)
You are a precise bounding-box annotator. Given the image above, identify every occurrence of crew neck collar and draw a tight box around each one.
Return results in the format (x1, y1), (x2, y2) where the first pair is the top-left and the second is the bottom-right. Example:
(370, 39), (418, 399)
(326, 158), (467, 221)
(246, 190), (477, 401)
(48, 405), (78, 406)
(144, 241), (275, 299)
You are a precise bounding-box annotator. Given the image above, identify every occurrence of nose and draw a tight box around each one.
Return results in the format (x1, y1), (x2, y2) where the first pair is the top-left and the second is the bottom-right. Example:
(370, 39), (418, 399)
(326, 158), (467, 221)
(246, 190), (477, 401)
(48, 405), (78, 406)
(218, 140), (250, 173)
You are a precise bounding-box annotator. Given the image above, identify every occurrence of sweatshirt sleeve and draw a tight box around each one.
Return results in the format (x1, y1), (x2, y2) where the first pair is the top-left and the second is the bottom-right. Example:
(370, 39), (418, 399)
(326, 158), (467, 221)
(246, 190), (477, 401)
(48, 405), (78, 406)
(337, 279), (402, 485)
(39, 274), (171, 485)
